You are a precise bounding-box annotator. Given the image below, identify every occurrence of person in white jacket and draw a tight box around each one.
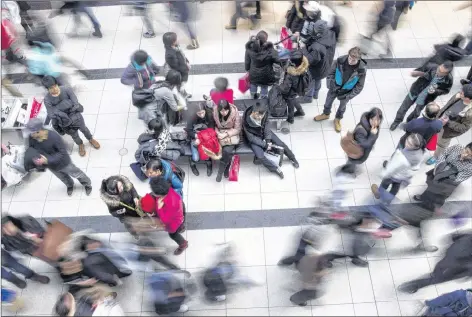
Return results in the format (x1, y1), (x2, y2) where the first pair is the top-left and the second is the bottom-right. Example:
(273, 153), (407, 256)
(371, 133), (425, 203)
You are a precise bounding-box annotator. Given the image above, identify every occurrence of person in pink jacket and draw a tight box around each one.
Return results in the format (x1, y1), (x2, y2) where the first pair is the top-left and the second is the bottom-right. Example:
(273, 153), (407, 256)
(141, 177), (188, 255)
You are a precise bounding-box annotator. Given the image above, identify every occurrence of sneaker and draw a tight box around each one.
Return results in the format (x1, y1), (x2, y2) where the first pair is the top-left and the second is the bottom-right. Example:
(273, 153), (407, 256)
(389, 122), (400, 131)
(291, 159), (300, 169)
(143, 31), (156, 38)
(294, 110), (305, 117)
(174, 240), (188, 255)
(413, 195), (422, 202)
(214, 295), (226, 302)
(382, 160), (388, 168)
(426, 157), (437, 165)
(89, 139), (100, 149)
(67, 187), (74, 196)
(286, 117), (294, 124)
(187, 39), (199, 50)
(78, 144), (86, 156)
(397, 282), (418, 294)
(177, 304), (189, 313)
(190, 164), (200, 176)
(253, 156), (262, 165)
(351, 257), (369, 267)
(92, 28), (103, 38)
(253, 92), (260, 100)
(10, 275), (27, 289)
(225, 24), (237, 30)
(334, 118), (342, 132)
(371, 184), (380, 199)
(314, 113), (330, 121)
(275, 168), (284, 179)
(84, 186), (92, 196)
(29, 274), (50, 284)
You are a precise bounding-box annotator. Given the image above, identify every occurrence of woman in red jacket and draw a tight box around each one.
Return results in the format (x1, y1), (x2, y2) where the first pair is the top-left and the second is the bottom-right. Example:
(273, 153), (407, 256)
(141, 177), (188, 255)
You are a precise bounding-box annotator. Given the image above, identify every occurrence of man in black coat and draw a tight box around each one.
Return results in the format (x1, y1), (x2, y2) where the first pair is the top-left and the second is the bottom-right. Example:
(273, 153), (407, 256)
(24, 118), (92, 196)
(243, 103), (299, 179)
(390, 61), (454, 131)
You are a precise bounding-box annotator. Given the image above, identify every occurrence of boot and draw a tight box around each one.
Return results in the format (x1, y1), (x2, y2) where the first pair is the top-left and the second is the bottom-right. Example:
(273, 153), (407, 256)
(371, 184), (380, 199)
(216, 162), (226, 182)
(206, 160), (213, 177)
(8, 273), (27, 289)
(275, 168), (284, 179)
(28, 273), (50, 284)
(174, 240), (188, 255)
(190, 162), (199, 176)
(314, 113), (330, 121)
(78, 144), (86, 157)
(334, 118), (342, 133)
(294, 110), (305, 117)
(187, 39), (199, 50)
(224, 163), (230, 178)
(89, 138), (100, 149)
(253, 156), (262, 165)
(92, 28), (103, 38)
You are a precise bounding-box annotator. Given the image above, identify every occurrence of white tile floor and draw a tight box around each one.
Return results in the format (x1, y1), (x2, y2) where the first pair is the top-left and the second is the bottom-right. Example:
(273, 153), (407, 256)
(2, 1), (472, 316)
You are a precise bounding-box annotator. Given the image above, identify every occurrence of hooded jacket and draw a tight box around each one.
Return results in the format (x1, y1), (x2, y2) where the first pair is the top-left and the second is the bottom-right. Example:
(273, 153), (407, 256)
(44, 86), (85, 132)
(302, 22), (336, 80)
(409, 64), (453, 105)
(100, 175), (140, 218)
(381, 148), (424, 182)
(121, 56), (160, 89)
(438, 93), (472, 139)
(243, 106), (272, 149)
(279, 56), (310, 99)
(213, 103), (242, 146)
(327, 55), (367, 100)
(350, 113), (379, 163)
(164, 45), (189, 82)
(244, 40), (280, 86)
(286, 1), (306, 33)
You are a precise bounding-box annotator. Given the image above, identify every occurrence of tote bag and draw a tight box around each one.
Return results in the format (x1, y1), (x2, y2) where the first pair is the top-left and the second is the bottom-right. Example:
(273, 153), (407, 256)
(228, 155), (240, 182)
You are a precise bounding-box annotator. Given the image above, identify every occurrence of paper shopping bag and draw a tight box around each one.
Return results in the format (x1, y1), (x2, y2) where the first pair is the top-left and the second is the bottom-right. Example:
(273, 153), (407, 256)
(280, 26), (293, 50)
(238, 73), (250, 93)
(229, 155), (240, 182)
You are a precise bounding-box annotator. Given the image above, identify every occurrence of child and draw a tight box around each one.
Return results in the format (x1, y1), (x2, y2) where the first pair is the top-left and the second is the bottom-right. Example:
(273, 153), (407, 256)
(163, 32), (192, 99)
(206, 77), (234, 105)
(121, 50), (160, 89)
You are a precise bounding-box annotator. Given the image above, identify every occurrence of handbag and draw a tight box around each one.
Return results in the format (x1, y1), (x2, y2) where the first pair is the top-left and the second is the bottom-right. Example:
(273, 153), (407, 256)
(132, 89), (155, 107)
(228, 154), (240, 182)
(264, 149), (283, 167)
(280, 26), (293, 50)
(425, 134), (438, 151)
(238, 73), (250, 93)
(130, 162), (148, 181)
(340, 131), (364, 159)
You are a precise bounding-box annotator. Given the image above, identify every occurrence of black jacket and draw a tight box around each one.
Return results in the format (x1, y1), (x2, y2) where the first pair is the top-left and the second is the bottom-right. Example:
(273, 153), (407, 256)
(165, 46), (189, 82)
(302, 28), (336, 80)
(327, 55), (367, 100)
(1, 215), (44, 256)
(351, 113), (379, 164)
(28, 129), (71, 171)
(99, 175), (140, 219)
(279, 56), (310, 99)
(245, 40), (280, 86)
(285, 1), (306, 33)
(243, 106), (272, 148)
(185, 108), (215, 140)
(438, 93), (472, 139)
(409, 65), (453, 104)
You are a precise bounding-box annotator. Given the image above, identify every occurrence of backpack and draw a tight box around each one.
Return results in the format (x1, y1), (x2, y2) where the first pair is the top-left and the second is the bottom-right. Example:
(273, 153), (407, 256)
(132, 88), (155, 108)
(168, 160), (185, 183)
(268, 85), (288, 117)
(295, 70), (312, 96)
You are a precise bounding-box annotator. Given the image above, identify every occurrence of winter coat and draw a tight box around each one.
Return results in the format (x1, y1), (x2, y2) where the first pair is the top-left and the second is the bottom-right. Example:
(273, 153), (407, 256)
(350, 113), (379, 164)
(27, 42), (62, 78)
(196, 128), (222, 161)
(381, 148), (423, 182)
(185, 108), (215, 140)
(99, 176), (140, 219)
(135, 130), (182, 163)
(244, 40), (280, 86)
(1, 215), (44, 256)
(44, 86), (85, 133)
(279, 56), (310, 99)
(399, 116), (443, 148)
(213, 103), (242, 146)
(243, 106), (272, 149)
(159, 159), (184, 198)
(409, 64), (453, 105)
(210, 89), (234, 105)
(164, 46), (189, 82)
(155, 188), (184, 234)
(424, 289), (472, 317)
(438, 93), (472, 139)
(302, 28), (336, 80)
(377, 1), (396, 29)
(28, 129), (71, 170)
(285, 1), (306, 33)
(121, 57), (160, 89)
(326, 55), (367, 100)
(148, 271), (186, 315)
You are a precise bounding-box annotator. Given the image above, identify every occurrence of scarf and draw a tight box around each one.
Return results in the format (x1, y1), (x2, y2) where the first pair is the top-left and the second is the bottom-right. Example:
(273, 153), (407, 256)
(132, 57), (155, 83)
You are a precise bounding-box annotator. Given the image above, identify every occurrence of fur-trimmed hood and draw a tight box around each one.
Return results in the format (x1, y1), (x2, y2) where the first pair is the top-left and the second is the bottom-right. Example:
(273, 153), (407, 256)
(287, 56), (309, 76)
(100, 175), (135, 208)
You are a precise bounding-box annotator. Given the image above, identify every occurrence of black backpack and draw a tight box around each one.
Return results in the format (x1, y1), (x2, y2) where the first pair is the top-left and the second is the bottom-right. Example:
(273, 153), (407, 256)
(295, 71), (312, 96)
(132, 89), (155, 108)
(268, 85), (288, 117)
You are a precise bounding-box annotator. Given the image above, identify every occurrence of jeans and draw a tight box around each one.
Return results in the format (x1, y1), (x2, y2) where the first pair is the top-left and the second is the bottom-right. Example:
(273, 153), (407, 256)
(394, 94), (426, 123)
(135, 3), (154, 34)
(323, 89), (349, 119)
(73, 4), (101, 29)
(380, 178), (401, 196)
(229, 1), (250, 27)
(68, 115), (93, 145)
(190, 143), (200, 162)
(250, 133), (295, 173)
(50, 162), (91, 189)
(306, 78), (322, 99)
(1, 249), (34, 282)
(250, 84), (268, 98)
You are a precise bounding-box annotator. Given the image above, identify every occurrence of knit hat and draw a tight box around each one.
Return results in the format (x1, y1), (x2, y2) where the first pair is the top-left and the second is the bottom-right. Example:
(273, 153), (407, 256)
(312, 19), (327, 36)
(463, 84), (472, 99)
(140, 193), (156, 214)
(23, 117), (44, 138)
(290, 50), (304, 67)
(41, 75), (57, 89)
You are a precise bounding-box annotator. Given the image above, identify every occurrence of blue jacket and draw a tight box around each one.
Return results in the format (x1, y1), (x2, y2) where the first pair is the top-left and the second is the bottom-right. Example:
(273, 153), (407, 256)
(425, 289), (472, 316)
(327, 55), (367, 100)
(160, 159), (184, 198)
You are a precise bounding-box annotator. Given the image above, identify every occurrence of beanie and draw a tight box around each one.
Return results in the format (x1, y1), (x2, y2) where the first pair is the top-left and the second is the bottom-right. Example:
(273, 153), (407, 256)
(290, 51), (304, 67)
(463, 84), (472, 99)
(140, 193), (156, 214)
(42, 75), (57, 89)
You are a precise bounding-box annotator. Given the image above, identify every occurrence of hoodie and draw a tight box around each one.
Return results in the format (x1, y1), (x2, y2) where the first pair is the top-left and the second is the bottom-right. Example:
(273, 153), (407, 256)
(244, 40), (280, 86)
(327, 54), (367, 100)
(381, 148), (424, 182)
(302, 21), (336, 80)
(279, 56), (310, 99)
(99, 175), (140, 218)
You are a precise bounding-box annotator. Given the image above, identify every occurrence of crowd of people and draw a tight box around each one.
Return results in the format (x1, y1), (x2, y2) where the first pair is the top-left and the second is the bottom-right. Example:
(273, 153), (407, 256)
(2, 0), (472, 315)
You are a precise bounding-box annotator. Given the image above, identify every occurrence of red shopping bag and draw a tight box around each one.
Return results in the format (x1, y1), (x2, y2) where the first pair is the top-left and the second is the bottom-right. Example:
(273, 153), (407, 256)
(228, 155), (240, 182)
(238, 73), (250, 93)
(29, 98), (43, 119)
(280, 26), (293, 50)
(425, 134), (438, 151)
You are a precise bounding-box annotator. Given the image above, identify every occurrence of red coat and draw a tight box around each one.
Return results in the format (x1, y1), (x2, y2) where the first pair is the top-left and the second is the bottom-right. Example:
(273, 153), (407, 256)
(156, 188), (184, 234)
(210, 89), (234, 105)
(197, 128), (222, 161)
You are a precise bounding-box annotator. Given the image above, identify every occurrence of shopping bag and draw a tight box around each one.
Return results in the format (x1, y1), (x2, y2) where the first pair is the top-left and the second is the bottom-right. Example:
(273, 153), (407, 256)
(29, 98), (42, 119)
(238, 73), (250, 94)
(425, 134), (438, 151)
(228, 155), (240, 182)
(280, 26), (293, 50)
(264, 150), (283, 167)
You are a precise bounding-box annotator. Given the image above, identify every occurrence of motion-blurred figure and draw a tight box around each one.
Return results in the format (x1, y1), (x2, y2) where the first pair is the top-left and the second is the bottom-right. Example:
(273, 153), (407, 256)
(49, 1), (102, 38)
(225, 0), (258, 30)
(391, 1), (415, 31)
(1, 248), (50, 289)
(422, 35), (468, 68)
(170, 1), (199, 49)
(362, 0), (396, 57)
(147, 270), (192, 314)
(417, 289), (472, 316)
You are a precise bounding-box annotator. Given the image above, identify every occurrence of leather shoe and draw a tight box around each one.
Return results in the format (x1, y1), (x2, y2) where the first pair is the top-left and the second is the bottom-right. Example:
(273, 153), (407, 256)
(389, 122), (400, 131)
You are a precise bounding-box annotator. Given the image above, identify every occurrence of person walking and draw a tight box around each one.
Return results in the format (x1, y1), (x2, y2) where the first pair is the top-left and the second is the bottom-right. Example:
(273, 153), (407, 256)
(426, 84), (472, 165)
(390, 61), (454, 131)
(338, 107), (382, 176)
(42, 76), (100, 157)
(244, 30), (280, 99)
(225, 0), (258, 30)
(24, 118), (93, 196)
(363, 0), (396, 57)
(170, 1), (199, 49)
(314, 47), (366, 132)
(133, 2), (156, 38)
(2, 248), (50, 289)
(52, 1), (102, 38)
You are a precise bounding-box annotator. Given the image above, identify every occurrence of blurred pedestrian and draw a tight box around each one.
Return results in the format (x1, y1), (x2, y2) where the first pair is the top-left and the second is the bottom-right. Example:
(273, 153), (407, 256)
(163, 32), (192, 99)
(2, 248), (50, 289)
(54, 1), (102, 38)
(133, 2), (156, 38)
(362, 0), (396, 57)
(225, 0), (258, 30)
(417, 289), (472, 316)
(422, 35), (467, 68)
(121, 50), (160, 89)
(148, 271), (189, 314)
(170, 1), (199, 49)
(391, 1), (415, 31)
(390, 61), (454, 131)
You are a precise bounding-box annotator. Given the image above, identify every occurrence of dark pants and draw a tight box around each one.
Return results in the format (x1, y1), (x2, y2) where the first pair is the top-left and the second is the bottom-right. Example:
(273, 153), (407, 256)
(250, 133), (295, 173)
(306, 78), (322, 99)
(229, 1), (255, 27)
(50, 162), (92, 189)
(323, 89), (349, 119)
(217, 145), (235, 176)
(68, 116), (93, 145)
(1, 249), (34, 283)
(168, 205), (187, 246)
(137, 240), (180, 270)
(287, 98), (303, 120)
(279, 238), (308, 266)
(72, 3), (101, 29)
(339, 158), (360, 175)
(380, 178), (401, 196)
(394, 94), (426, 124)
